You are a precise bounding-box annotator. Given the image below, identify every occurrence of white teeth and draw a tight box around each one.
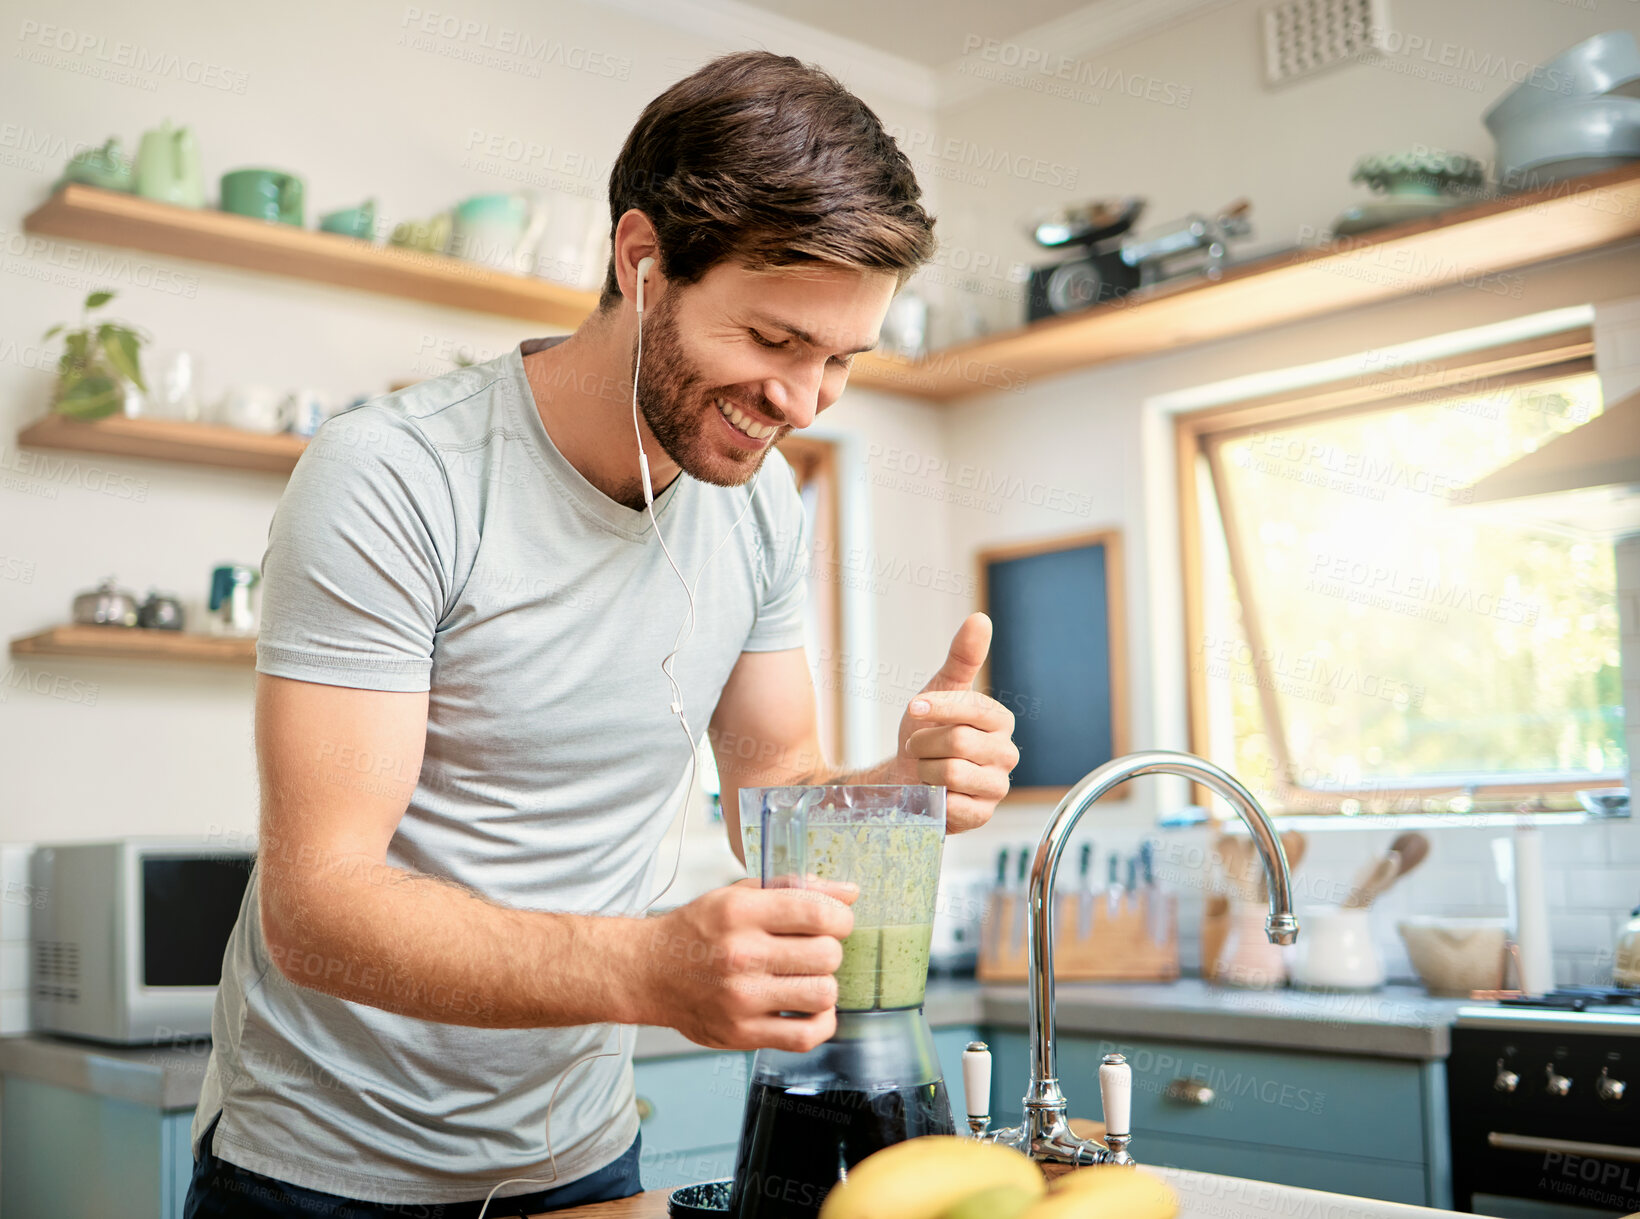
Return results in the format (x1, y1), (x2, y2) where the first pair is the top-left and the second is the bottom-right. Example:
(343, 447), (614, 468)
(717, 398), (774, 440)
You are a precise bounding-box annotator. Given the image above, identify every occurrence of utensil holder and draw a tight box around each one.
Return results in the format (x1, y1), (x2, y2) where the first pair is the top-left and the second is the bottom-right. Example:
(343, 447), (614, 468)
(977, 888), (1179, 982)
(1207, 898), (1289, 989)
(1291, 905), (1384, 991)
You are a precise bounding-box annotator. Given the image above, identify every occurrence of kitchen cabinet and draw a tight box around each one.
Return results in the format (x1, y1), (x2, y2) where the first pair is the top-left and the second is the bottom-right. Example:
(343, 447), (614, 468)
(632, 1051), (750, 1190)
(2, 987), (1457, 1209)
(985, 1030), (1450, 1207)
(0, 1074), (194, 1219)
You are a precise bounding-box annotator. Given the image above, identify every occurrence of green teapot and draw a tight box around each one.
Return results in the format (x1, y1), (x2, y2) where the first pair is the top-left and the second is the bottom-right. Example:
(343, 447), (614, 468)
(57, 137), (134, 193)
(135, 120), (205, 208)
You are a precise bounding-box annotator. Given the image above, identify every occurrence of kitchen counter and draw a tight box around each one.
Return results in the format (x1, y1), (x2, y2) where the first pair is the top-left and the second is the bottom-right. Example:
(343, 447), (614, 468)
(0, 978), (1458, 1109)
(519, 1165), (1463, 1217)
(985, 978), (1466, 1060)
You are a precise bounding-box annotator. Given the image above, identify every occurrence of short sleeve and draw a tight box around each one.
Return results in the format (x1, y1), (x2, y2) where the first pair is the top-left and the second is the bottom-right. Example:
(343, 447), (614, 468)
(255, 405), (455, 692)
(742, 458), (810, 653)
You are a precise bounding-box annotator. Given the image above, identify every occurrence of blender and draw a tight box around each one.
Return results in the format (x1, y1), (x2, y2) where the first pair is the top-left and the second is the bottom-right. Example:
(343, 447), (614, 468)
(728, 785), (953, 1219)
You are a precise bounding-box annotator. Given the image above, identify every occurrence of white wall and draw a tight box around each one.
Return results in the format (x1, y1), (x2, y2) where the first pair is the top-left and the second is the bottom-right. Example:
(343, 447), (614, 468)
(924, 0), (1640, 983)
(0, 0), (950, 848)
(929, 0), (1640, 334)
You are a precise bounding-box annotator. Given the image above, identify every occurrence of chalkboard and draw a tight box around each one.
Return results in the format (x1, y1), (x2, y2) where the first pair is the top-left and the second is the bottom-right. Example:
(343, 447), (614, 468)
(979, 530), (1128, 796)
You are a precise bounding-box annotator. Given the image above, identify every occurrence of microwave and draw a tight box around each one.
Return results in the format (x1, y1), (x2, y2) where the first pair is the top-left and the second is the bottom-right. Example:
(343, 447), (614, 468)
(30, 839), (255, 1044)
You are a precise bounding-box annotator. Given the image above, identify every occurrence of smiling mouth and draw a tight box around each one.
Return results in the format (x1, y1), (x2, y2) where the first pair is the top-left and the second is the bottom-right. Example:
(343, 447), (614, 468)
(716, 397), (779, 441)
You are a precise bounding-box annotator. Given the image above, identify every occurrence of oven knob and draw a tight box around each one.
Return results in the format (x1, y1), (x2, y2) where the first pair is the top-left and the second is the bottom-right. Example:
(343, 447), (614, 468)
(1545, 1065), (1573, 1097)
(1597, 1069), (1626, 1103)
(1493, 1059), (1519, 1093)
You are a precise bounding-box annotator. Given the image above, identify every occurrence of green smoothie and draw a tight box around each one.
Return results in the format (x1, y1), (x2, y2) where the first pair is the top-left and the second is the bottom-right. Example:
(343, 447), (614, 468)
(745, 815), (942, 1010)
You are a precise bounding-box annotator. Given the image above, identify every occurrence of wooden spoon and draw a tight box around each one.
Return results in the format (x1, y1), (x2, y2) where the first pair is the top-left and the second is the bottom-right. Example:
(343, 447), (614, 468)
(1344, 850), (1401, 908)
(1257, 830), (1306, 902)
(1388, 832), (1430, 884)
(1201, 893), (1232, 980)
(1214, 834), (1259, 904)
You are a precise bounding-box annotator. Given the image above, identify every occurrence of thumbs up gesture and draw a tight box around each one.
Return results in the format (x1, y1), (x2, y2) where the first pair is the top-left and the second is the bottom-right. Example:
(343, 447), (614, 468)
(894, 612), (1020, 833)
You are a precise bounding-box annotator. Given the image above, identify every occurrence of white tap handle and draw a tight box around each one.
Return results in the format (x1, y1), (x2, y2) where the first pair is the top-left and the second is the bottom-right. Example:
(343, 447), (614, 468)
(962, 1041), (992, 1120)
(1099, 1052), (1131, 1139)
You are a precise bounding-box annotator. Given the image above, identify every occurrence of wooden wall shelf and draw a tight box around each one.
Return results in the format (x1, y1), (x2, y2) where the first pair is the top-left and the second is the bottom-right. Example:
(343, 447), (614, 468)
(24, 185), (599, 329)
(21, 184), (920, 395)
(23, 165), (1640, 404)
(10, 624), (256, 666)
(17, 413), (307, 474)
(869, 161), (1640, 400)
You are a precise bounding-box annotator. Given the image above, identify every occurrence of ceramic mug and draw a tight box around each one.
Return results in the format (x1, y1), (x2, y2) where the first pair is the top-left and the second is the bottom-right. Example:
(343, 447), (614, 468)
(320, 198), (377, 240)
(60, 136), (134, 192)
(221, 169), (304, 226)
(283, 387), (329, 437)
(1290, 906), (1385, 991)
(450, 192), (546, 274)
(135, 121), (204, 207)
(217, 384), (287, 433)
(390, 210), (452, 254)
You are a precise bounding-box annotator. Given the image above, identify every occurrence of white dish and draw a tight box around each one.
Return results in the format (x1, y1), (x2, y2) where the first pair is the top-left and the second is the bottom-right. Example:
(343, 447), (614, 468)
(1397, 916), (1508, 996)
(1484, 29), (1640, 133)
(1493, 94), (1640, 183)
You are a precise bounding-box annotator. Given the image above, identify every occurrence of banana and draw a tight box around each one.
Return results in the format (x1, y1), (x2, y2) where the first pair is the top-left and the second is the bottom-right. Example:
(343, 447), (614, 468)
(1018, 1165), (1179, 1219)
(817, 1136), (1045, 1219)
(939, 1184), (1041, 1219)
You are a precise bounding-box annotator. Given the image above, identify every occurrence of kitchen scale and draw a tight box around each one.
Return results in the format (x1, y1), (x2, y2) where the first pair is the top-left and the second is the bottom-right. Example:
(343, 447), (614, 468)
(727, 785), (954, 1219)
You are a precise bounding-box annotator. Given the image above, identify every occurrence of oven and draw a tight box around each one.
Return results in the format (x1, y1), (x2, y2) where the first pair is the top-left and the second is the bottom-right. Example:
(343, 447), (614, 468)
(1450, 993), (1640, 1217)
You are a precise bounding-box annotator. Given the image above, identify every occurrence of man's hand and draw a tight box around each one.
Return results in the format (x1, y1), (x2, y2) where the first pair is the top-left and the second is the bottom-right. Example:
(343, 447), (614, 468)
(636, 880), (855, 1052)
(895, 612), (1019, 833)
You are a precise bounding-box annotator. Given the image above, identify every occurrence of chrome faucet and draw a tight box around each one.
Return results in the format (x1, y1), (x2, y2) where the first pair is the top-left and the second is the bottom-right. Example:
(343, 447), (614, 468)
(962, 751), (1299, 1167)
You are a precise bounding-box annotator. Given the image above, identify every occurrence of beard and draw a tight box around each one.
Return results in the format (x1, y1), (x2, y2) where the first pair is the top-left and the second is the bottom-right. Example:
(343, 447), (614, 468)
(634, 289), (783, 489)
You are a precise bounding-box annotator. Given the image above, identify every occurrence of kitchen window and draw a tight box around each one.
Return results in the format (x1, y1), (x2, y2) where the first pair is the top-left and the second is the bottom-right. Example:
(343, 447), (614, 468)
(1177, 328), (1625, 814)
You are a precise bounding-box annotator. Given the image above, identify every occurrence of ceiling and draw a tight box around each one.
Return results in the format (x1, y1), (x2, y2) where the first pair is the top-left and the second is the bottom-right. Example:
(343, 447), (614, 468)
(730, 0), (1097, 67)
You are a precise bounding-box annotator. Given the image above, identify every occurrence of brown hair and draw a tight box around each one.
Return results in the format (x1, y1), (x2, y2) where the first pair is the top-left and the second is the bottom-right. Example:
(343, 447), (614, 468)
(599, 50), (935, 309)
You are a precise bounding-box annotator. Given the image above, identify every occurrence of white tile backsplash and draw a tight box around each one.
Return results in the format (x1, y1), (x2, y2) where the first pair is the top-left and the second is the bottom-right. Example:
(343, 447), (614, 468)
(1608, 823), (1640, 866)
(0, 843), (35, 944)
(1132, 819), (1639, 985)
(1561, 870), (1640, 913)
(1541, 825), (1614, 867)
(0, 993), (27, 1036)
(0, 941), (24, 992)
(1550, 911), (1618, 954)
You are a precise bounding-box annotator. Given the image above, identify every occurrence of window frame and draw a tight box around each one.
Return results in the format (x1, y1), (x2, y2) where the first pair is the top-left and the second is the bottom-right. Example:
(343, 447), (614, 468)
(1175, 326), (1609, 814)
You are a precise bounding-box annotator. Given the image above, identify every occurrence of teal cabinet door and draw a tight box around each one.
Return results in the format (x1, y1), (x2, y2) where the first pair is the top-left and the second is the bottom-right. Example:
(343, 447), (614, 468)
(2, 1076), (174, 1219)
(931, 1024), (982, 1121)
(634, 1052), (750, 1190)
(985, 1031), (1437, 1206)
(165, 1109), (196, 1216)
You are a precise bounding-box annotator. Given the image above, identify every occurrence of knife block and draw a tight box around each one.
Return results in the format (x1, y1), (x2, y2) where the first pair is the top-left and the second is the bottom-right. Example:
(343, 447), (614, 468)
(977, 889), (1179, 982)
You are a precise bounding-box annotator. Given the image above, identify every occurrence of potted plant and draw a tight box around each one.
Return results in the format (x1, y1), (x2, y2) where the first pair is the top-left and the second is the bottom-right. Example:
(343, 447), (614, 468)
(43, 290), (148, 420)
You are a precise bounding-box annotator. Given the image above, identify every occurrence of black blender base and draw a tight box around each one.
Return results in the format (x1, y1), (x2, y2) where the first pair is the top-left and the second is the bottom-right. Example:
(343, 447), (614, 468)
(727, 1075), (954, 1218)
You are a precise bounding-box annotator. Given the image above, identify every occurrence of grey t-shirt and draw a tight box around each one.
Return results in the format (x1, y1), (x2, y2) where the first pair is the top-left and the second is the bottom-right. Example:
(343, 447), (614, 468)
(193, 336), (809, 1204)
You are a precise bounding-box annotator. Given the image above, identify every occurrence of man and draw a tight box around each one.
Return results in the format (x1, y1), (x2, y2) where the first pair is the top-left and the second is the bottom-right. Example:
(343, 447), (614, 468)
(185, 50), (1019, 1218)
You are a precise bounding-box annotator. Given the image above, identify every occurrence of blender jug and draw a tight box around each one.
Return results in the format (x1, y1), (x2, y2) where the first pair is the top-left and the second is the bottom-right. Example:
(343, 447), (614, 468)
(729, 785), (954, 1219)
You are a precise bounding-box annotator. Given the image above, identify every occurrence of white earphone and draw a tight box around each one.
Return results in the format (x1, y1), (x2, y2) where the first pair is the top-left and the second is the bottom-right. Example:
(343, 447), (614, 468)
(634, 255), (657, 505)
(635, 254), (654, 315)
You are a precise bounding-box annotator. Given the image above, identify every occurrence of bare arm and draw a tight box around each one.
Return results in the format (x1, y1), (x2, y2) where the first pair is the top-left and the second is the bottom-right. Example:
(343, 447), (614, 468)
(709, 612), (1019, 862)
(256, 673), (849, 1049)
